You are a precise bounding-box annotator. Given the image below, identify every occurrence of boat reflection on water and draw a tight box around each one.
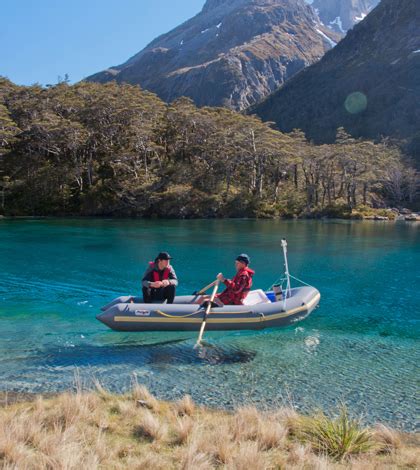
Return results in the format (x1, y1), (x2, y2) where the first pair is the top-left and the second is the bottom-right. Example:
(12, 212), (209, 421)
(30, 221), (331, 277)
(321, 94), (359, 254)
(37, 340), (256, 369)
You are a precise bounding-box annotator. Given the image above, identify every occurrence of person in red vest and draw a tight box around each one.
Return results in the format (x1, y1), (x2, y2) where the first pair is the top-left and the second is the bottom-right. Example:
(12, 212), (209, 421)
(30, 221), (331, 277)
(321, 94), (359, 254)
(216, 254), (254, 305)
(196, 254), (254, 306)
(142, 252), (178, 304)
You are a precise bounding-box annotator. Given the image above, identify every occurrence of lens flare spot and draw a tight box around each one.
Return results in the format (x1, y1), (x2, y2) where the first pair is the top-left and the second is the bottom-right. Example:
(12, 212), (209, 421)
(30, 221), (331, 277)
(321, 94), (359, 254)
(344, 92), (367, 114)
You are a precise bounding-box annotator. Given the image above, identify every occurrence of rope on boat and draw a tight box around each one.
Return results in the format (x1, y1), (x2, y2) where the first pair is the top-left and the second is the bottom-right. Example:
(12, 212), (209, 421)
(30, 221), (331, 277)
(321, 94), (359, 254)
(266, 274), (313, 291)
(156, 308), (256, 318)
(289, 274), (313, 287)
(155, 309), (203, 319)
(266, 276), (287, 292)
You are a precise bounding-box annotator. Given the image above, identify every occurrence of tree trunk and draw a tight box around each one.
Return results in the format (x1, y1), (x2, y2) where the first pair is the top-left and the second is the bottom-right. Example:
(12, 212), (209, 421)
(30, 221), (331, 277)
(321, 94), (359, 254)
(363, 183), (368, 205)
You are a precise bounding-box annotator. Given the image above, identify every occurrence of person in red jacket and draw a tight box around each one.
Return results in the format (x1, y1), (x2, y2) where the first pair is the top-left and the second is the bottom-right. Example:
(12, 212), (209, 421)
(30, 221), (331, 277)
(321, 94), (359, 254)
(216, 254), (254, 305)
(196, 254), (254, 306)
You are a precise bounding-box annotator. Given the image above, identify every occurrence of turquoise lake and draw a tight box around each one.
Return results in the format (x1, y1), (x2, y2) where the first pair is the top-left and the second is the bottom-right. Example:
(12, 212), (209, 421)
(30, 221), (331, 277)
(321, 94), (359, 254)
(0, 218), (419, 431)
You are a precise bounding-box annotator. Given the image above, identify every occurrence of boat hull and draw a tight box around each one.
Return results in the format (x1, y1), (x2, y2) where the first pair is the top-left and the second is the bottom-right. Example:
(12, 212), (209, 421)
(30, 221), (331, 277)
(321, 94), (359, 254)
(97, 287), (320, 332)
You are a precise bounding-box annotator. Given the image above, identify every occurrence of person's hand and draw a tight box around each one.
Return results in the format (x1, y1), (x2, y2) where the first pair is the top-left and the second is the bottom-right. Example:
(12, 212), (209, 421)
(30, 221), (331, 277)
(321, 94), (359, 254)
(150, 281), (163, 288)
(217, 273), (225, 282)
(161, 279), (170, 287)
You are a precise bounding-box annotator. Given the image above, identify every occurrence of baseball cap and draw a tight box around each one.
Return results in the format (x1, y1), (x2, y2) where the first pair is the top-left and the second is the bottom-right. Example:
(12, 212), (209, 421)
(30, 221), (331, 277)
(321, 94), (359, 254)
(156, 252), (172, 260)
(236, 253), (250, 265)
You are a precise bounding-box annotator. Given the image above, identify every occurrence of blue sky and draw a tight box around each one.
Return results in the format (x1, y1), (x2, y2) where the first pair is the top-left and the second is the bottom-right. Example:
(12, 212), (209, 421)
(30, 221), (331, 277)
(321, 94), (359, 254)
(1, 0), (204, 86)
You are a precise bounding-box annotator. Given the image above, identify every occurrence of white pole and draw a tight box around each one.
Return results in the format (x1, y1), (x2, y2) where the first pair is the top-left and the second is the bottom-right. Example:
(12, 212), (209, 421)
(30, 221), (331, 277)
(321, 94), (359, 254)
(281, 239), (291, 309)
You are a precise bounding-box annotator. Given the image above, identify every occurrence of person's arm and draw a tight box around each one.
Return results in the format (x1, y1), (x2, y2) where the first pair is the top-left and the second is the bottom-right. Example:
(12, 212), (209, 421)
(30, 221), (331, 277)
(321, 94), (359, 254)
(217, 272), (232, 288)
(168, 266), (178, 287)
(141, 266), (154, 288)
(223, 278), (233, 288)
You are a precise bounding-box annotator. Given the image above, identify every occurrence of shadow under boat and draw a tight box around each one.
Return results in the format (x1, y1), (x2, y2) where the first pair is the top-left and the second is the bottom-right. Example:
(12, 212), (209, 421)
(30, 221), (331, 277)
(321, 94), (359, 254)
(33, 339), (257, 368)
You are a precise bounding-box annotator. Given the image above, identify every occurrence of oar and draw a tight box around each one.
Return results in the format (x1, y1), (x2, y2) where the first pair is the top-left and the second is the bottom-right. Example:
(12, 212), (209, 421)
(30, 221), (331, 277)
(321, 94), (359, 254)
(192, 280), (218, 295)
(195, 280), (220, 347)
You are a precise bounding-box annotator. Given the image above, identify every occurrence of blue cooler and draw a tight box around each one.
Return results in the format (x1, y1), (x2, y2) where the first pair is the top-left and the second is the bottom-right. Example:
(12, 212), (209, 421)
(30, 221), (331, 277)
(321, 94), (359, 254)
(266, 291), (276, 302)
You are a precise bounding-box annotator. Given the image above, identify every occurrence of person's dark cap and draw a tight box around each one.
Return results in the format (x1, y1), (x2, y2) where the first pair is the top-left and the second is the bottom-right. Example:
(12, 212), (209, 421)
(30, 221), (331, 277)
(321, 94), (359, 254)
(236, 253), (250, 265)
(156, 251), (172, 260)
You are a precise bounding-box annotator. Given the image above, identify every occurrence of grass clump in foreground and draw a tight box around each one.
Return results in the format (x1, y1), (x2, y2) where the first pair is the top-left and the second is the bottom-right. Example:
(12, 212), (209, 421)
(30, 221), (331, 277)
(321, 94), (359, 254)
(296, 406), (375, 460)
(0, 386), (418, 469)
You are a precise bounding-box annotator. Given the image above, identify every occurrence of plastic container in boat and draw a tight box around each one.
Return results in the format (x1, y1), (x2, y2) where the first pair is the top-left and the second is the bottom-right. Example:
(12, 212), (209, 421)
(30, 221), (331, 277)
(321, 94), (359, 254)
(266, 291), (275, 302)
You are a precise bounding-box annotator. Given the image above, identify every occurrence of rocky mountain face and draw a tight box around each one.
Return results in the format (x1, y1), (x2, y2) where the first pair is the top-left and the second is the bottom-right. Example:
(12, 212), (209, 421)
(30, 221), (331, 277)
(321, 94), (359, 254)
(308, 0), (380, 33)
(86, 0), (341, 110)
(253, 0), (420, 163)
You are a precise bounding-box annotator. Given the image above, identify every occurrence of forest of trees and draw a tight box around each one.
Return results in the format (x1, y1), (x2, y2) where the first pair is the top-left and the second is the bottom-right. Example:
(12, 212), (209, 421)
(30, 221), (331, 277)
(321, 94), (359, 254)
(0, 77), (418, 218)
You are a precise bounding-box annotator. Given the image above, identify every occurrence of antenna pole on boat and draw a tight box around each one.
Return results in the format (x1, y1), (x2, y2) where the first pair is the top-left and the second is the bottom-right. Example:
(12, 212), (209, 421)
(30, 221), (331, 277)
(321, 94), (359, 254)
(281, 238), (291, 306)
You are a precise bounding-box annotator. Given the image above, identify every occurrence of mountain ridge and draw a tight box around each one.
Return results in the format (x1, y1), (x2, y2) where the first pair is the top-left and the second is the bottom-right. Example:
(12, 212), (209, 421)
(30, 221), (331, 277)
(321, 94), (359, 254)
(86, 0), (341, 110)
(311, 0), (380, 33)
(252, 0), (420, 162)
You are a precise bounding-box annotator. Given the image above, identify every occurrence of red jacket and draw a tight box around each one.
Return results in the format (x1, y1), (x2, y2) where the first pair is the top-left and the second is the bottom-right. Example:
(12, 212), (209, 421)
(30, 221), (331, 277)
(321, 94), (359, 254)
(218, 267), (255, 305)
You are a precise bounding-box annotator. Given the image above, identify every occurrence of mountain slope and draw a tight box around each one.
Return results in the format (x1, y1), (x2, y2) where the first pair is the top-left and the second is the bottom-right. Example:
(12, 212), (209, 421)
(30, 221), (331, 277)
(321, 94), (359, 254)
(86, 0), (340, 110)
(252, 0), (420, 161)
(309, 0), (380, 33)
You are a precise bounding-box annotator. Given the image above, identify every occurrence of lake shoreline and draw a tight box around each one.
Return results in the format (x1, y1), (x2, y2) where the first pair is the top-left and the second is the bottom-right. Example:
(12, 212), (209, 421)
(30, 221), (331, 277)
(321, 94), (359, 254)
(1, 211), (419, 222)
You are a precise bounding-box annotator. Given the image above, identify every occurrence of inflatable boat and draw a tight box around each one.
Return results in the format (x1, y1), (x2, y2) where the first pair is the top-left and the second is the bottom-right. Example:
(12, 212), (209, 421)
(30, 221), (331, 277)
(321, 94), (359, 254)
(97, 239), (320, 333)
(97, 286), (320, 332)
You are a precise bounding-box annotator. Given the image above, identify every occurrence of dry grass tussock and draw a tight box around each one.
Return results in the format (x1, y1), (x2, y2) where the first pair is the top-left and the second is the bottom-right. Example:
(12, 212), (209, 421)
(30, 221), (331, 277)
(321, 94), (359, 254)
(372, 423), (402, 452)
(172, 416), (196, 445)
(175, 394), (196, 416)
(134, 409), (168, 442)
(0, 387), (418, 469)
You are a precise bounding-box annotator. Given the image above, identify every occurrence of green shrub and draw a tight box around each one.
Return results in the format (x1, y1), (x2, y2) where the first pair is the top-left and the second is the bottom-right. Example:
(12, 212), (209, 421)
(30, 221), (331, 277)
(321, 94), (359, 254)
(297, 406), (375, 461)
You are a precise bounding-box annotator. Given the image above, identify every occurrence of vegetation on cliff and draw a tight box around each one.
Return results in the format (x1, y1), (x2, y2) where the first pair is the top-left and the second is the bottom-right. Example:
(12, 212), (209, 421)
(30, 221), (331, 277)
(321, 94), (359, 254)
(0, 78), (417, 218)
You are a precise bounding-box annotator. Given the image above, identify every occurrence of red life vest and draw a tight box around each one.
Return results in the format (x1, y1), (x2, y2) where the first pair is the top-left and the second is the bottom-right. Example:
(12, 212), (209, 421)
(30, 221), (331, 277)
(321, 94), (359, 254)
(149, 261), (170, 283)
(218, 267), (255, 305)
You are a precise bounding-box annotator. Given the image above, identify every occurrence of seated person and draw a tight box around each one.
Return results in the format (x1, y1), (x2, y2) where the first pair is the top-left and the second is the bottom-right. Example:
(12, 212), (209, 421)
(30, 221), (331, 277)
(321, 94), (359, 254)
(142, 252), (178, 304)
(197, 254), (254, 306)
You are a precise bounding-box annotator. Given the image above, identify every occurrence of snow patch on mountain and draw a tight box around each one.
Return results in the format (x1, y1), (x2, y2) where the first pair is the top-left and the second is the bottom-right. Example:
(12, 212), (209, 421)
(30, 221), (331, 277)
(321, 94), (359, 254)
(316, 29), (337, 48)
(354, 12), (367, 22)
(329, 16), (345, 34)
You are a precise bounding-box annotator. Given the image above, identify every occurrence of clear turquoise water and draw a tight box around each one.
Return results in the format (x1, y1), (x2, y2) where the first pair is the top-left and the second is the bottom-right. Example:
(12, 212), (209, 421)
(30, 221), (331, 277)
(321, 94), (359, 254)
(0, 219), (419, 430)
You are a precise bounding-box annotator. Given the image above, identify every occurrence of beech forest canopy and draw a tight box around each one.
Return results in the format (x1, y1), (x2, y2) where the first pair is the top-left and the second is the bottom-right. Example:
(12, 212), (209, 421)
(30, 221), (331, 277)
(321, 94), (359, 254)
(0, 78), (418, 218)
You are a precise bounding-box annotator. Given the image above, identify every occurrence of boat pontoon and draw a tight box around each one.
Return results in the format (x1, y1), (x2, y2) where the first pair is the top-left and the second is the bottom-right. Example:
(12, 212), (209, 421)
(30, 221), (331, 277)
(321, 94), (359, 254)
(97, 239), (320, 333)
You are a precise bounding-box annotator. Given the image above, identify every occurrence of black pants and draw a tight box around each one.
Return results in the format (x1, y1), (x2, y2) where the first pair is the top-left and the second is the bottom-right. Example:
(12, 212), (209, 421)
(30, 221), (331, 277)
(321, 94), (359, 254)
(142, 285), (175, 304)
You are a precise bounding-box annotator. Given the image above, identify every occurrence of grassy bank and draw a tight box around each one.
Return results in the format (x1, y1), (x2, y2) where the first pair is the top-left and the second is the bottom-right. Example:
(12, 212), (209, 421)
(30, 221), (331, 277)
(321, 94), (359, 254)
(0, 386), (419, 469)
